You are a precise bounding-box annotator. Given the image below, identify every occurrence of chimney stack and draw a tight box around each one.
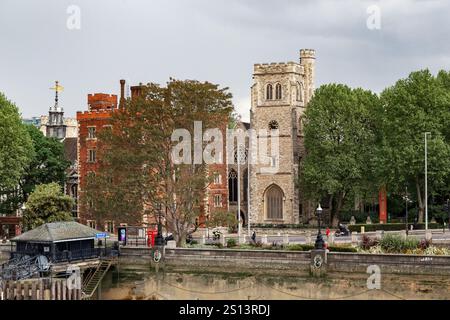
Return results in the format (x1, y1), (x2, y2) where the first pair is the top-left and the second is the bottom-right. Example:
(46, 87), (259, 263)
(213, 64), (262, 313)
(119, 79), (126, 108)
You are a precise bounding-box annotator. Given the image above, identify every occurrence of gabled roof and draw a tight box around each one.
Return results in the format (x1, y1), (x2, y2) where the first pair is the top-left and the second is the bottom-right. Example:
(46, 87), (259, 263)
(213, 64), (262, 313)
(12, 221), (104, 243)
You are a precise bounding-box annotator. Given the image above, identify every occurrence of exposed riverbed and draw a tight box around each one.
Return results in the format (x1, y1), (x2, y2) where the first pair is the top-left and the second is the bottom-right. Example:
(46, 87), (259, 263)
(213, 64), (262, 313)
(98, 266), (450, 300)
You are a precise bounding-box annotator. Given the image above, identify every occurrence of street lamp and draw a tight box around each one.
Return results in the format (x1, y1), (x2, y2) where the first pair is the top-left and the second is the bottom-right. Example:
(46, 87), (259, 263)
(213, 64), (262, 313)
(154, 203), (165, 246)
(424, 132), (431, 230)
(403, 186), (411, 235)
(315, 203), (325, 250)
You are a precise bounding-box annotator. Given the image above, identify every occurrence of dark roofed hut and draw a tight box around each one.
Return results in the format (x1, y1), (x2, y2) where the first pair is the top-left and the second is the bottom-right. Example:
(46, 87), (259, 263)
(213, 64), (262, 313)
(11, 221), (108, 263)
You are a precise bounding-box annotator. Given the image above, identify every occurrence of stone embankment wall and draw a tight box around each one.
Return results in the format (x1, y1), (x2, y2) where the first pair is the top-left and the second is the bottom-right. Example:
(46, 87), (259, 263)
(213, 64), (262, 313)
(119, 247), (450, 276)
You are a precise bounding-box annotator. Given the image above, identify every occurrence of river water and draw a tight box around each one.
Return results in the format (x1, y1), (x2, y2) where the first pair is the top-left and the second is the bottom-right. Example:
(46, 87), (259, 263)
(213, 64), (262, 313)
(98, 267), (450, 300)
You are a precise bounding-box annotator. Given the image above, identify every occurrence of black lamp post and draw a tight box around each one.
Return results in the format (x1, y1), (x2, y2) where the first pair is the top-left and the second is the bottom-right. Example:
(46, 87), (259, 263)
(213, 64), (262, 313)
(315, 203), (325, 250)
(154, 203), (165, 246)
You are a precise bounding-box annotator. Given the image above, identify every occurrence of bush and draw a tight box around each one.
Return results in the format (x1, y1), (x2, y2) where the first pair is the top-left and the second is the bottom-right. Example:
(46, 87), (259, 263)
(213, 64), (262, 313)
(379, 234), (419, 253)
(361, 235), (379, 250)
(348, 223), (440, 232)
(327, 245), (358, 253)
(226, 238), (237, 248)
(287, 244), (314, 251)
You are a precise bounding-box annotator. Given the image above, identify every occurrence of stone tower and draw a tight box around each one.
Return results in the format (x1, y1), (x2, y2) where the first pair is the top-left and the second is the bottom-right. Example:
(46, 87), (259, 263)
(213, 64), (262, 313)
(249, 49), (315, 224)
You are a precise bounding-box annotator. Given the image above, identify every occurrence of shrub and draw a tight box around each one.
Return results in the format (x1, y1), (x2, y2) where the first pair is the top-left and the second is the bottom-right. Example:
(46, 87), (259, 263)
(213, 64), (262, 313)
(226, 238), (237, 248)
(327, 245), (358, 253)
(348, 223), (440, 232)
(250, 241), (263, 248)
(361, 235), (379, 250)
(379, 234), (419, 253)
(287, 244), (314, 251)
(419, 238), (432, 250)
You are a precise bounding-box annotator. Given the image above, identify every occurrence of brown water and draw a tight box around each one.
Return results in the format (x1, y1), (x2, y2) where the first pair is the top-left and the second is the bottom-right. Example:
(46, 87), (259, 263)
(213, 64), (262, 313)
(98, 267), (450, 300)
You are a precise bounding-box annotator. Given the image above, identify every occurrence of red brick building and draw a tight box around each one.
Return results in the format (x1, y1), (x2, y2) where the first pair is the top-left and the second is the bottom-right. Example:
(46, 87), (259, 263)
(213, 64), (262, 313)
(77, 80), (232, 233)
(77, 89), (120, 232)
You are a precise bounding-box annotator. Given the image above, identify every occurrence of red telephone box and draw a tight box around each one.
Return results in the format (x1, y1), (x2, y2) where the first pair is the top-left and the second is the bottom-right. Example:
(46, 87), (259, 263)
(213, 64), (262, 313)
(147, 228), (158, 247)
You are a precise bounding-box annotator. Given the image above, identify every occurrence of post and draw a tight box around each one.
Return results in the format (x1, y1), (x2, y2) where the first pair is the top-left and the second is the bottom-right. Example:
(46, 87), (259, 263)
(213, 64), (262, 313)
(247, 160), (251, 237)
(237, 143), (241, 241)
(425, 132), (430, 230)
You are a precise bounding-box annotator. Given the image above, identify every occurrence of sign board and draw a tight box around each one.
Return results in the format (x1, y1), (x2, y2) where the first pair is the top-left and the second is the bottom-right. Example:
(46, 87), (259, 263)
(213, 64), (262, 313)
(118, 227), (127, 242)
(378, 186), (387, 224)
(95, 232), (108, 239)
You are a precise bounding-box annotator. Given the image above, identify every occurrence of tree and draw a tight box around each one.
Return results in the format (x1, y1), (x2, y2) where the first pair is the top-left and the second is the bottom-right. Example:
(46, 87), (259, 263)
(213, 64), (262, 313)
(300, 84), (380, 226)
(21, 125), (69, 201)
(0, 93), (33, 194)
(23, 182), (74, 230)
(378, 70), (450, 223)
(83, 79), (233, 246)
(0, 125), (69, 215)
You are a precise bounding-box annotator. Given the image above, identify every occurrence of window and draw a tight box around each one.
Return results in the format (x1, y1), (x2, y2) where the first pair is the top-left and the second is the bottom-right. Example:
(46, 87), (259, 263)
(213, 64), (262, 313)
(296, 82), (303, 102)
(228, 169), (238, 202)
(88, 149), (96, 163)
(105, 220), (115, 234)
(87, 220), (96, 229)
(213, 173), (222, 185)
(214, 194), (222, 207)
(87, 126), (96, 139)
(103, 125), (112, 130)
(265, 185), (283, 220)
(270, 156), (278, 168)
(268, 120), (279, 130)
(275, 83), (282, 100)
(298, 116), (304, 135)
(266, 84), (273, 100)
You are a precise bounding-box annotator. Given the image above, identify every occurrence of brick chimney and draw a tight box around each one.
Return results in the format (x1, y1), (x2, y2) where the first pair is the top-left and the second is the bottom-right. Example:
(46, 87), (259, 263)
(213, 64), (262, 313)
(119, 79), (126, 108)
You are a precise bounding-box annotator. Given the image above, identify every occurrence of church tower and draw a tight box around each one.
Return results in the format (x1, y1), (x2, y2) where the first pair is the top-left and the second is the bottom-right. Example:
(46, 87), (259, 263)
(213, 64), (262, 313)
(46, 81), (67, 139)
(249, 49), (315, 224)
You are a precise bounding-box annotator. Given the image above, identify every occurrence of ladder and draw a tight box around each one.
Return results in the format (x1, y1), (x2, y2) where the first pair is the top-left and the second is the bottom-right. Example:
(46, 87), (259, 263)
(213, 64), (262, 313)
(81, 258), (114, 300)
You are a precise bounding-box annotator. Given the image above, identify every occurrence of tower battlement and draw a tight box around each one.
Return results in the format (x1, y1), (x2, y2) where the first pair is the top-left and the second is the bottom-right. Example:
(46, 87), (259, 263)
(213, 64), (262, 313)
(300, 49), (315, 60)
(87, 93), (118, 111)
(254, 61), (303, 75)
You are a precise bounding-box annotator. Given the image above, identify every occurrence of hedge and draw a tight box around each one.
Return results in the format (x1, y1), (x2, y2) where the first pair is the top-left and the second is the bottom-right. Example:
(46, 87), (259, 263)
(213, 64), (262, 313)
(348, 222), (440, 232)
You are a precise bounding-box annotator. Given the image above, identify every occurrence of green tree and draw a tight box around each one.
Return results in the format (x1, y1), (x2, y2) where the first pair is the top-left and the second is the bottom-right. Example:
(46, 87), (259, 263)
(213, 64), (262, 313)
(21, 125), (69, 201)
(300, 84), (380, 226)
(23, 182), (74, 230)
(0, 93), (33, 193)
(378, 70), (450, 223)
(0, 125), (69, 215)
(83, 79), (233, 246)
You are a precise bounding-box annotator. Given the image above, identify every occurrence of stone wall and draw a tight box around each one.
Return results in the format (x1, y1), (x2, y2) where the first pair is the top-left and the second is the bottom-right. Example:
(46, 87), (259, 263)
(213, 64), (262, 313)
(119, 247), (450, 276)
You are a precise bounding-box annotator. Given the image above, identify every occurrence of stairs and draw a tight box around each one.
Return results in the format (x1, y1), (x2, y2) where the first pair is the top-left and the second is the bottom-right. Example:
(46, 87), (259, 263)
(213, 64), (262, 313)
(81, 259), (114, 299)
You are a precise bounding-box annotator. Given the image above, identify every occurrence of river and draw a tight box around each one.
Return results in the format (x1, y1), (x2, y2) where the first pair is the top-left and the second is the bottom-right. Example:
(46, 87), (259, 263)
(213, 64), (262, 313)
(98, 266), (450, 300)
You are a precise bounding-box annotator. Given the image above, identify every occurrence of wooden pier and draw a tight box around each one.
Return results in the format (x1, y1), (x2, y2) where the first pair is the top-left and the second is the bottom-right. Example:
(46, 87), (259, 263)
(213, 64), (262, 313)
(0, 278), (81, 300)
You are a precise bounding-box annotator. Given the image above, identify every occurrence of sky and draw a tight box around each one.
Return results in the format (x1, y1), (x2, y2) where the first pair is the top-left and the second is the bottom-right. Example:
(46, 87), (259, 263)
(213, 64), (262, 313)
(1, 0), (449, 121)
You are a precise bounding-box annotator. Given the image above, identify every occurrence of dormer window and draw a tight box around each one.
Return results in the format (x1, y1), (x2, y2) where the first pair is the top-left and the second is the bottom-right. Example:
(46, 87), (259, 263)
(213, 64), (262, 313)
(266, 84), (273, 100)
(275, 83), (282, 100)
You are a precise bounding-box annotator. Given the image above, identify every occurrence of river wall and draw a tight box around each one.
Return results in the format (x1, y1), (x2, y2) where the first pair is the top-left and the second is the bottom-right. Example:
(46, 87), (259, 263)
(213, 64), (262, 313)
(119, 247), (450, 276)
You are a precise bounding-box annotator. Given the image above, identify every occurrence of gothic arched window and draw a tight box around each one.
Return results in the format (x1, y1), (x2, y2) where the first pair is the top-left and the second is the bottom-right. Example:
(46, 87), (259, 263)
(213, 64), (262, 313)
(228, 169), (238, 203)
(275, 83), (282, 100)
(265, 185), (283, 220)
(297, 82), (303, 102)
(266, 84), (273, 100)
(268, 120), (279, 130)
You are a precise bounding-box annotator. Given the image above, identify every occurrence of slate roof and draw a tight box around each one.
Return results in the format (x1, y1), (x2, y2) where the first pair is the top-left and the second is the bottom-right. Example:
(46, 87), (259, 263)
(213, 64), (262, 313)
(12, 221), (104, 243)
(63, 137), (77, 164)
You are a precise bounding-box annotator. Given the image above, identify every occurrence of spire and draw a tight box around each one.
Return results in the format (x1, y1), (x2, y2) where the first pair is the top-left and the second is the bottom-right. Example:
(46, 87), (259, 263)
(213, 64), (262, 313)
(49, 81), (64, 111)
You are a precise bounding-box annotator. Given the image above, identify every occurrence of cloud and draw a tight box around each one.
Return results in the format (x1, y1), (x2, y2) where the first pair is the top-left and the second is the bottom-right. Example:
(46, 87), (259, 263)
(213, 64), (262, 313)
(0, 0), (449, 118)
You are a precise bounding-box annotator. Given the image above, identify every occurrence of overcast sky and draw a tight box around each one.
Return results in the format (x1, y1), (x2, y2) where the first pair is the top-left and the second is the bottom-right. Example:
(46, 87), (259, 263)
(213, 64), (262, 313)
(1, 0), (449, 121)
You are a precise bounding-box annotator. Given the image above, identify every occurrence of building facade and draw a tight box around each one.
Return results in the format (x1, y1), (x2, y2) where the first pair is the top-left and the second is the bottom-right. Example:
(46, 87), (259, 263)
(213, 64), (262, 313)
(249, 49), (315, 225)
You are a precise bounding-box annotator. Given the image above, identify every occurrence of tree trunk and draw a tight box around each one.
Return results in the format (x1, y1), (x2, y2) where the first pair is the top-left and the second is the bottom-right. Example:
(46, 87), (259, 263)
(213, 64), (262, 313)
(416, 177), (424, 223)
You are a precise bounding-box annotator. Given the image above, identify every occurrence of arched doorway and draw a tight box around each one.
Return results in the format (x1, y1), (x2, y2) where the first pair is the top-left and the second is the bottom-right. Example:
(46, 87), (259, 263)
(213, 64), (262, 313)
(265, 184), (283, 220)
